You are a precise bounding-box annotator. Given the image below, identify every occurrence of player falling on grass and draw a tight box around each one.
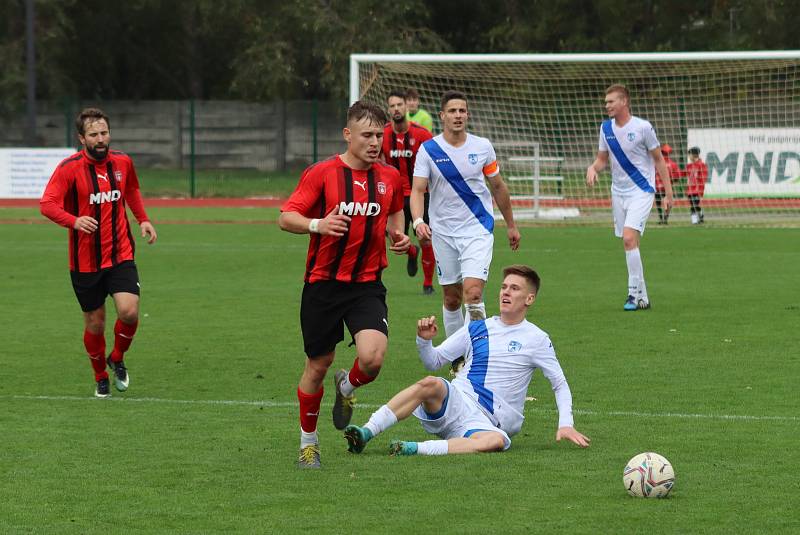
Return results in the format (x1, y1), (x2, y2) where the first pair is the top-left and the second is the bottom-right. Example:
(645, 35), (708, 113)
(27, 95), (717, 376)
(279, 101), (411, 469)
(411, 90), (520, 372)
(344, 264), (590, 456)
(586, 84), (673, 311)
(40, 107), (157, 398)
(381, 89), (436, 294)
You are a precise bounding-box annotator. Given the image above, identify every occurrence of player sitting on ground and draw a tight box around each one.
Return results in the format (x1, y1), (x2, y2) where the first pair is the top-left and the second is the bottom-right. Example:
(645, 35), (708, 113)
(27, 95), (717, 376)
(343, 264), (590, 456)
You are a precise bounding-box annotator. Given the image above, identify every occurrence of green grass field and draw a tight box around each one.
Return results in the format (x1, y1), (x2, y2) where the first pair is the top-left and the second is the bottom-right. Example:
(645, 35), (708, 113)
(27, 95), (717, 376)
(1, 207), (798, 534)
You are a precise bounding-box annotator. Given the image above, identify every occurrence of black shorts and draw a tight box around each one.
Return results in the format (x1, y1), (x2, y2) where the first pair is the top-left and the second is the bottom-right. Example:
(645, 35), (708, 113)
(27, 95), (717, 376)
(403, 193), (430, 234)
(300, 280), (388, 358)
(70, 260), (140, 312)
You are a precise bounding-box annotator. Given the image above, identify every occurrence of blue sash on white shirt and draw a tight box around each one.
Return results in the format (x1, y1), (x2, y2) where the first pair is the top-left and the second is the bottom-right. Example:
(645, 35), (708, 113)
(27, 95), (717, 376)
(424, 139), (494, 232)
(602, 119), (655, 193)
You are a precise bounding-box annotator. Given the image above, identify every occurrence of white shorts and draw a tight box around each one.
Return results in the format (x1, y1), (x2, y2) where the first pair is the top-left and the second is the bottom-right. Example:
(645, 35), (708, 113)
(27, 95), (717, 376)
(413, 378), (511, 450)
(431, 232), (493, 285)
(612, 191), (654, 237)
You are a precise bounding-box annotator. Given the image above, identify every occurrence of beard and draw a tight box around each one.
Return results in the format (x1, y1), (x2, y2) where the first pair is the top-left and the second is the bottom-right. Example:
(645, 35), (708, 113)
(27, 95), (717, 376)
(392, 112), (405, 124)
(87, 144), (109, 160)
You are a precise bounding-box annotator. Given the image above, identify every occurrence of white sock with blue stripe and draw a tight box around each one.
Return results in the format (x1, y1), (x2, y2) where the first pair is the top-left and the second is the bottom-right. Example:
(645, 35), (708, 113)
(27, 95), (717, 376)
(364, 405), (397, 437)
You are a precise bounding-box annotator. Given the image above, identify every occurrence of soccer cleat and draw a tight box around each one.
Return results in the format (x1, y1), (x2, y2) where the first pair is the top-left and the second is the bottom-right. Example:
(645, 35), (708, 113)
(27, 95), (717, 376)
(297, 444), (321, 469)
(422, 285), (434, 295)
(332, 369), (356, 430)
(107, 356), (129, 392)
(406, 247), (419, 277)
(94, 377), (111, 398)
(623, 295), (638, 311)
(389, 440), (418, 456)
(344, 425), (373, 454)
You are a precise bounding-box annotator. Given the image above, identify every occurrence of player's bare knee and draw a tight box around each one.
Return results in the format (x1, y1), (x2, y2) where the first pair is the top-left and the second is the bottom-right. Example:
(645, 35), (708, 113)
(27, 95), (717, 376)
(117, 309), (138, 324)
(463, 286), (483, 304)
(357, 347), (385, 374)
(476, 433), (506, 452)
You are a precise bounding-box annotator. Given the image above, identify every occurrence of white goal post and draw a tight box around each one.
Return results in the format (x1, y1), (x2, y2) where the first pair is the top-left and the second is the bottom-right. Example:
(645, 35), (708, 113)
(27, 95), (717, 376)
(350, 52), (800, 225)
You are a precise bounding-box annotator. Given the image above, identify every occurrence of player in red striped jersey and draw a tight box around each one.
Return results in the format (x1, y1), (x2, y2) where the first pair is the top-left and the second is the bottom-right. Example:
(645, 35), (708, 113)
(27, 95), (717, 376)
(279, 101), (410, 468)
(381, 90), (436, 295)
(40, 108), (157, 398)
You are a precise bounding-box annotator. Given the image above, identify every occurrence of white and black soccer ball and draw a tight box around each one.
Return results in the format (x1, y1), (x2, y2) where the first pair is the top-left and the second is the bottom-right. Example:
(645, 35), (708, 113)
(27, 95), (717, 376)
(623, 452), (675, 498)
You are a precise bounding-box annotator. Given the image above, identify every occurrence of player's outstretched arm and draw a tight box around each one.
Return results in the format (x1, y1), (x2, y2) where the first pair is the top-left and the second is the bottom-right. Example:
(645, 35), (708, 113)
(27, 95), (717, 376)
(586, 151), (608, 186)
(556, 426), (591, 448)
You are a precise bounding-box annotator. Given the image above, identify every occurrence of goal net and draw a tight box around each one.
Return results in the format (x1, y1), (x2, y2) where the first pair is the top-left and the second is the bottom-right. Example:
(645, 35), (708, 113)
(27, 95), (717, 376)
(351, 52), (800, 226)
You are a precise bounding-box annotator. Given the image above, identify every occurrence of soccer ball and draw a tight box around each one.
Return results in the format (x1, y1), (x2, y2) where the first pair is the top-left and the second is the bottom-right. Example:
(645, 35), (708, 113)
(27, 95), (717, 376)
(623, 452), (675, 498)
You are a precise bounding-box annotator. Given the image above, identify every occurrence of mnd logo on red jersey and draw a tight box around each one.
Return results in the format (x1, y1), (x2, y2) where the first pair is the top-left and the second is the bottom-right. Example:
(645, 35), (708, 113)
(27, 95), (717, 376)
(337, 201), (381, 216)
(89, 190), (121, 204)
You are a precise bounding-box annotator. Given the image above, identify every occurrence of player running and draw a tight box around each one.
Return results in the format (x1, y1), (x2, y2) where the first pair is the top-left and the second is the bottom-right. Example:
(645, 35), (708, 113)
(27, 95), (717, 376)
(382, 89), (436, 294)
(40, 107), (157, 398)
(279, 101), (411, 469)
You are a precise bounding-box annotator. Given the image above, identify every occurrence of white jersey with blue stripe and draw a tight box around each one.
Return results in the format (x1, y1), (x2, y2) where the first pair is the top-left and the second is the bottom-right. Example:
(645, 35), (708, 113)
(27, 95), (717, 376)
(413, 133), (499, 238)
(598, 116), (660, 196)
(416, 316), (575, 436)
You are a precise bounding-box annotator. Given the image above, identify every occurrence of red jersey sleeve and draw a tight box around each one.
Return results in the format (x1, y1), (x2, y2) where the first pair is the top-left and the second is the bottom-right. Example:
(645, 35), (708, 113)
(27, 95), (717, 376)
(124, 159), (149, 223)
(40, 163), (77, 229)
(281, 165), (325, 216)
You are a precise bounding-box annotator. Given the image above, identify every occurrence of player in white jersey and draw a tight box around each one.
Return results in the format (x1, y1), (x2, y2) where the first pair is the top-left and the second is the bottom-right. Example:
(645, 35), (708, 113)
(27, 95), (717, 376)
(343, 265), (590, 456)
(586, 84), (673, 311)
(411, 90), (520, 355)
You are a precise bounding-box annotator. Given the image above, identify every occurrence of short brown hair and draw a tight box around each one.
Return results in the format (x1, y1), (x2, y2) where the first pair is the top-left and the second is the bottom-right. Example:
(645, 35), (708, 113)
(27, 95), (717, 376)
(387, 89), (407, 102)
(502, 264), (541, 294)
(347, 101), (387, 127)
(605, 84), (630, 102)
(76, 107), (109, 135)
(440, 90), (467, 111)
(406, 88), (420, 99)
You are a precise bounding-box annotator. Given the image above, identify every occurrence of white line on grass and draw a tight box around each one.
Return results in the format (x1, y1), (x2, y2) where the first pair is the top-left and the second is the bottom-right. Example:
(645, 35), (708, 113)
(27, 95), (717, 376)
(5, 394), (798, 423)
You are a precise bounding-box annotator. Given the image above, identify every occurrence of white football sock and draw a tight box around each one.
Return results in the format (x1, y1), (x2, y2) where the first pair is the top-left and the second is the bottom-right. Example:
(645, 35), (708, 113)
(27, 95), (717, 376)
(443, 306), (464, 337)
(300, 428), (318, 448)
(339, 372), (355, 397)
(625, 248), (644, 298)
(417, 439), (449, 455)
(364, 405), (398, 437)
(464, 302), (486, 323)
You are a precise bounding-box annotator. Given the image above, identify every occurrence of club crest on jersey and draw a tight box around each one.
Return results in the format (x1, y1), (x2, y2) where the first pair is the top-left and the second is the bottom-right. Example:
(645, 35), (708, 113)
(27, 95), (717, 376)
(508, 340), (522, 352)
(377, 182), (386, 195)
(114, 170), (122, 182)
(627, 132), (636, 142)
(409, 138), (416, 146)
(468, 153), (478, 164)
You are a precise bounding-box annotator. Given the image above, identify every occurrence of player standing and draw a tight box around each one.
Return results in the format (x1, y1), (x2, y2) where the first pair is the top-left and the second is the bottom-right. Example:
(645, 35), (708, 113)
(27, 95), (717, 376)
(586, 84), (673, 311)
(279, 101), (411, 469)
(411, 90), (520, 353)
(405, 88), (434, 133)
(382, 89), (436, 294)
(40, 107), (157, 397)
(686, 146), (708, 224)
(344, 264), (590, 456)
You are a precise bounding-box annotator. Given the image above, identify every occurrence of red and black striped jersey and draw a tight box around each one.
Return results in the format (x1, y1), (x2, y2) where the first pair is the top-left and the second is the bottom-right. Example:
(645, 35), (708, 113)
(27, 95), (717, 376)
(381, 122), (433, 196)
(281, 155), (404, 283)
(40, 149), (150, 273)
